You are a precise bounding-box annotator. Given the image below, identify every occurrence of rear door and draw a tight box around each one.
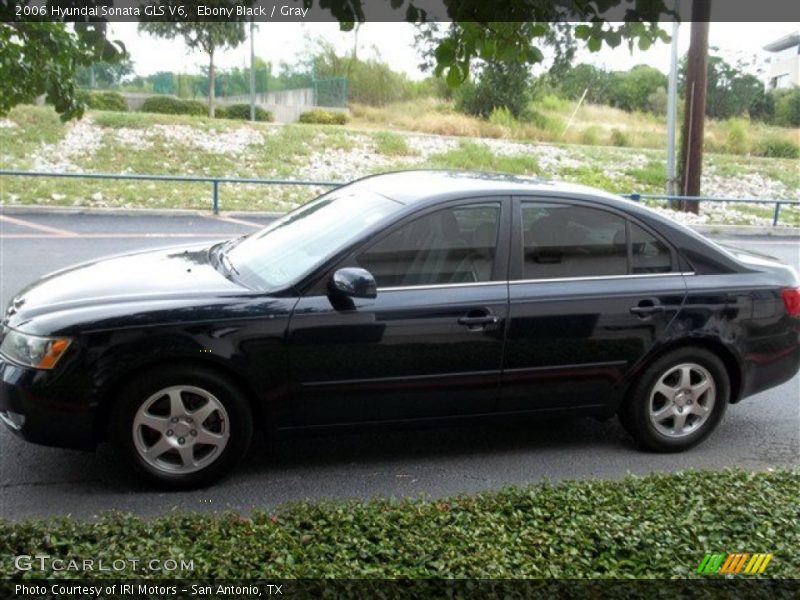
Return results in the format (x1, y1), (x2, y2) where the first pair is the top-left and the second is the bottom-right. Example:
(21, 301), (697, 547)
(288, 198), (511, 426)
(499, 197), (687, 413)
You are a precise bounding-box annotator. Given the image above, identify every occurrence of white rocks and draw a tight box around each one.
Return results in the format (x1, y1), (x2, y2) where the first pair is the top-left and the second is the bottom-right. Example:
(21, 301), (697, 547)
(151, 124), (265, 154)
(112, 127), (153, 150)
(0, 119), (18, 129)
(31, 118), (104, 172)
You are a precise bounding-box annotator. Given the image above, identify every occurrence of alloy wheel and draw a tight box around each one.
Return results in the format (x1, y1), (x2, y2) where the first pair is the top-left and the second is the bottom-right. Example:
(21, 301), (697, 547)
(132, 385), (230, 474)
(648, 363), (716, 438)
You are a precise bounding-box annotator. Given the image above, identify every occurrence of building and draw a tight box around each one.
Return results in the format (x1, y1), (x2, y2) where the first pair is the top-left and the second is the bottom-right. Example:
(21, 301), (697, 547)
(763, 32), (800, 89)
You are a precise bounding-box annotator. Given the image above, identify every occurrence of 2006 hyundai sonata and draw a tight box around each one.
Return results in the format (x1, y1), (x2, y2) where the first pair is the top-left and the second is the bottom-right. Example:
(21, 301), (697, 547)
(2, 171), (799, 487)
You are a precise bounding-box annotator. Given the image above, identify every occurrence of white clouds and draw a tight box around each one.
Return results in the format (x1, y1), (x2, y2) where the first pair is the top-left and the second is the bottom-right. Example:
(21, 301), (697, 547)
(110, 22), (794, 80)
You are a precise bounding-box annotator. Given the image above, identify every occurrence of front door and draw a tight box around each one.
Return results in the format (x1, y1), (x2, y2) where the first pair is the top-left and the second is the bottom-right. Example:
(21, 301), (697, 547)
(288, 199), (510, 426)
(500, 198), (686, 413)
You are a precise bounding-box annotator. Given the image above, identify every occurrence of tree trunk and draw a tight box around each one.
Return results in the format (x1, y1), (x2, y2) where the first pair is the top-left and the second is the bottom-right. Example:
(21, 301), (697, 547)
(208, 47), (215, 118)
(678, 1), (711, 214)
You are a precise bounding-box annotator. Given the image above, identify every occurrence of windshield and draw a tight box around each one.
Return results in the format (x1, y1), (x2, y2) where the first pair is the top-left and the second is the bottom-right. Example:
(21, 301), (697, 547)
(224, 187), (402, 291)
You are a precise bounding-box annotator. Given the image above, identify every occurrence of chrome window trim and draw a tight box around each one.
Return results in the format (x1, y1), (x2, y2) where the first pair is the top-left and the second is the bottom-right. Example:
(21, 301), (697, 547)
(377, 281), (505, 292)
(510, 272), (695, 285)
(377, 272), (695, 292)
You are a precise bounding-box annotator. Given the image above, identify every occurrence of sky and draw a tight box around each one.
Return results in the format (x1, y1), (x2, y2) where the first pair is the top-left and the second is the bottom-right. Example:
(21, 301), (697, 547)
(109, 22), (796, 81)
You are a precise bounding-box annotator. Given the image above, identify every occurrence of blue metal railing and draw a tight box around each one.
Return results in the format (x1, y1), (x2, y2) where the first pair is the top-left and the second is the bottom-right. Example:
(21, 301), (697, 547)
(625, 193), (800, 227)
(0, 169), (797, 225)
(0, 169), (342, 214)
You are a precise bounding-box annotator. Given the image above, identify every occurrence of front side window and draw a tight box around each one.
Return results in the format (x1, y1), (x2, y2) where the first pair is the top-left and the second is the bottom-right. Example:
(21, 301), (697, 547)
(357, 203), (501, 287)
(522, 203), (627, 279)
(226, 187), (402, 290)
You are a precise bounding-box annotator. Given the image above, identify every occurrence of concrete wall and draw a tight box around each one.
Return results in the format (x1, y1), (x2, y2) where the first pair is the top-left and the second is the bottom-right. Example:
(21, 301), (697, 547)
(219, 88), (315, 106)
(115, 90), (348, 123)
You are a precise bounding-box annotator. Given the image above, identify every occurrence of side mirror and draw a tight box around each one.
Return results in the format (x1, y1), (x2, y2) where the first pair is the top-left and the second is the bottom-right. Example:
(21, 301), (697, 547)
(329, 268), (377, 299)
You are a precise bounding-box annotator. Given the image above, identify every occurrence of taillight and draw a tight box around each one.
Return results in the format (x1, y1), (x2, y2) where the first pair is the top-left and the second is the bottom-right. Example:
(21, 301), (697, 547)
(782, 288), (800, 317)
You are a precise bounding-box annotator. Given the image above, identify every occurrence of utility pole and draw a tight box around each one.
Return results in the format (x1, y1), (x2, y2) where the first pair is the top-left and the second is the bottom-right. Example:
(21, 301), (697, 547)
(249, 19), (256, 121)
(665, 0), (680, 203)
(678, 0), (711, 214)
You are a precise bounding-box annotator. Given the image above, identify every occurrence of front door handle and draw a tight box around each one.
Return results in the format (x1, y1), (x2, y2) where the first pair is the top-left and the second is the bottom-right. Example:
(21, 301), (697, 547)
(458, 315), (500, 326)
(458, 308), (500, 330)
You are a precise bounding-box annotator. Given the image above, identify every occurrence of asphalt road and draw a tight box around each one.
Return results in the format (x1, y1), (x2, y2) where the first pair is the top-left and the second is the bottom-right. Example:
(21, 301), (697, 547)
(0, 211), (798, 520)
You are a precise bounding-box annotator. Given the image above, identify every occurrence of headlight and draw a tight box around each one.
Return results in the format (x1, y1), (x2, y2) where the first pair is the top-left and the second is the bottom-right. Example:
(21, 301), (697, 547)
(0, 329), (72, 369)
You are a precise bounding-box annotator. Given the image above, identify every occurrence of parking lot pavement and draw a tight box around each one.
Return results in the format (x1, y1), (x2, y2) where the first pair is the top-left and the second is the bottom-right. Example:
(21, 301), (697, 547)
(0, 211), (798, 520)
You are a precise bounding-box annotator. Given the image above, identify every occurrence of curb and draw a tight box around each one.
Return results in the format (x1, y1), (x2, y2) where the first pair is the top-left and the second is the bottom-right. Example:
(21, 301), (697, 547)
(2, 204), (798, 238)
(0, 204), (283, 219)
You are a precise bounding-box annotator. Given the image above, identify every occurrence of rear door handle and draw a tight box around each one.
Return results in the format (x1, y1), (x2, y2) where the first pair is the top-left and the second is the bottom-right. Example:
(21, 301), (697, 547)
(630, 304), (666, 316)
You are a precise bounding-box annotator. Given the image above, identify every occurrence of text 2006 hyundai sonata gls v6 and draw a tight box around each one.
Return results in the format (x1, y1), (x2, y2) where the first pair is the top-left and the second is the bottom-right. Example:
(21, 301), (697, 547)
(2, 171), (799, 487)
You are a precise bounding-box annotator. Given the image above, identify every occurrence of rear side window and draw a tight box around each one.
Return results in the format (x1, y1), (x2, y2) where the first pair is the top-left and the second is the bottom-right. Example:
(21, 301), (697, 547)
(522, 203), (627, 279)
(631, 223), (672, 273)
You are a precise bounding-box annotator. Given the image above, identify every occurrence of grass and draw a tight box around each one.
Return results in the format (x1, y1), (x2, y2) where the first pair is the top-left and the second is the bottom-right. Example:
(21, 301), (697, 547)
(1, 469), (797, 579)
(373, 131), (413, 156)
(350, 96), (799, 158)
(422, 141), (540, 175)
(1, 105), (797, 225)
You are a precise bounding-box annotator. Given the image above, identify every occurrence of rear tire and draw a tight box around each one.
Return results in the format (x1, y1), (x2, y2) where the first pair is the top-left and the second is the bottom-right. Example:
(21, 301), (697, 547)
(110, 365), (253, 488)
(619, 347), (729, 452)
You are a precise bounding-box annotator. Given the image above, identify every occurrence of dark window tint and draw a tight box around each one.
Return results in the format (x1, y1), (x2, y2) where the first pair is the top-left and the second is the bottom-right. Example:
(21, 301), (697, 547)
(631, 223), (672, 273)
(522, 203), (627, 279)
(358, 204), (500, 287)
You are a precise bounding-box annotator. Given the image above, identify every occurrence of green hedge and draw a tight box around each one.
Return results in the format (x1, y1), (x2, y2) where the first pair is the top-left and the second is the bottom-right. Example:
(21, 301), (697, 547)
(753, 136), (800, 159)
(298, 109), (349, 125)
(78, 90), (128, 112)
(216, 103), (273, 122)
(140, 96), (207, 116)
(1, 469), (797, 579)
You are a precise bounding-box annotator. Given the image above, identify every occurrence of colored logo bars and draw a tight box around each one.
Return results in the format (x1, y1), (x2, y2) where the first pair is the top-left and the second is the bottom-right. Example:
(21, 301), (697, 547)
(697, 553), (773, 575)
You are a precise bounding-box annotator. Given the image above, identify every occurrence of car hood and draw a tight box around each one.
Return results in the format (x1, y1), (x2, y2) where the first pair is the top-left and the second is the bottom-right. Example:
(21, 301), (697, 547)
(4, 243), (248, 327)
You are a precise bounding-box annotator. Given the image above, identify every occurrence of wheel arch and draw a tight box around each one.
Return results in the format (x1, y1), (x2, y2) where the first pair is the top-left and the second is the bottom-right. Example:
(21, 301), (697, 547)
(619, 337), (743, 412)
(93, 357), (266, 443)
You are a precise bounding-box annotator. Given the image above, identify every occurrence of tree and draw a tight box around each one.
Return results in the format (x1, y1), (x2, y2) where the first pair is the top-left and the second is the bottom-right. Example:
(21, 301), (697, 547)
(456, 60), (533, 118)
(139, 22), (245, 117)
(608, 65), (667, 112)
(2, 1), (672, 121)
(75, 57), (135, 89)
(558, 64), (613, 104)
(679, 55), (767, 120)
(0, 21), (125, 120)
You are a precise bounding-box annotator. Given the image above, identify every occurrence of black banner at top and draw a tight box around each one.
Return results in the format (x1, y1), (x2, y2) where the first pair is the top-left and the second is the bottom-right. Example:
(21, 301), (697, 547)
(2, 0), (799, 23)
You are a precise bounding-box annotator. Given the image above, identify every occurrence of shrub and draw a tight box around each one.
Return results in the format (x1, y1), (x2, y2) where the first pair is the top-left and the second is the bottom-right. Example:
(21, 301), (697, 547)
(610, 128), (629, 147)
(646, 87), (668, 115)
(298, 109), (349, 125)
(216, 104), (273, 122)
(140, 96), (207, 116)
(580, 125), (601, 145)
(487, 106), (518, 130)
(724, 118), (751, 155)
(753, 136), (800, 159)
(79, 90), (128, 112)
(373, 131), (411, 156)
(0, 470), (796, 579)
(527, 109), (564, 136)
(772, 88), (800, 127)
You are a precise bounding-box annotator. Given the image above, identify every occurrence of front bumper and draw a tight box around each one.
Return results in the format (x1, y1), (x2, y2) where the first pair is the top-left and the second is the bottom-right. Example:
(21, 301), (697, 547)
(0, 355), (96, 450)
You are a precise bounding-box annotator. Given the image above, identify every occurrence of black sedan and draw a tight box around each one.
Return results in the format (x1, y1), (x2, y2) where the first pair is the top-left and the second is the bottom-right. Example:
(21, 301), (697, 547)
(2, 171), (799, 487)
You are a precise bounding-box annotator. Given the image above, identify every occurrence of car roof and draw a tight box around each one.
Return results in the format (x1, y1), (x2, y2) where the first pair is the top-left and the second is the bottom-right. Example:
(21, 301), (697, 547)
(351, 169), (626, 206)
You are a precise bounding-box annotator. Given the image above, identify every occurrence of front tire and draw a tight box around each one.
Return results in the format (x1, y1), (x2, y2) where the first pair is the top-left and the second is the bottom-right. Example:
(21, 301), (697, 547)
(110, 366), (253, 488)
(619, 347), (729, 452)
